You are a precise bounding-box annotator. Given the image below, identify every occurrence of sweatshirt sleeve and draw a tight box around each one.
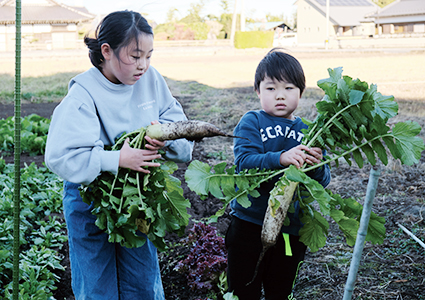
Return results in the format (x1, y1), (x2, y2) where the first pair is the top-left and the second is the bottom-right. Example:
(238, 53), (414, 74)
(45, 88), (120, 185)
(306, 150), (331, 188)
(233, 112), (283, 171)
(154, 71), (194, 163)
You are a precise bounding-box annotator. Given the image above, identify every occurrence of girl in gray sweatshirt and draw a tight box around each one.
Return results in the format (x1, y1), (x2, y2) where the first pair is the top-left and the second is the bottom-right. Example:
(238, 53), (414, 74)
(45, 10), (193, 300)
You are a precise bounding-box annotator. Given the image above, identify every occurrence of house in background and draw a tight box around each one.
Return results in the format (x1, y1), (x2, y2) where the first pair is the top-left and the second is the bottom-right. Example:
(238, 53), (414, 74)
(365, 0), (425, 35)
(246, 21), (292, 32)
(296, 0), (378, 47)
(246, 21), (297, 47)
(0, 0), (95, 51)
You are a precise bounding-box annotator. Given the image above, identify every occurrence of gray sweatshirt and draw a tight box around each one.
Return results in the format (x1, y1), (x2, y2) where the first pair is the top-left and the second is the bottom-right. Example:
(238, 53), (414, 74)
(45, 66), (193, 185)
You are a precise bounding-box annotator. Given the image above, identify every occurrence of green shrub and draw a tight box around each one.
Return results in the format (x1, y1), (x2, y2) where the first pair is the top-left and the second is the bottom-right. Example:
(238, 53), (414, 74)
(154, 22), (176, 39)
(234, 31), (274, 49)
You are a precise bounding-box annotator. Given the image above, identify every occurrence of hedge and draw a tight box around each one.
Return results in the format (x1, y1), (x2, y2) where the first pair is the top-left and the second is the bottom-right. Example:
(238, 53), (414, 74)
(234, 31), (274, 49)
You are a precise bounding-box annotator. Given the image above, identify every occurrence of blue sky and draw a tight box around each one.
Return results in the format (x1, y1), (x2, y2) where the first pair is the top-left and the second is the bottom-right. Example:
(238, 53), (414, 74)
(57, 0), (297, 24)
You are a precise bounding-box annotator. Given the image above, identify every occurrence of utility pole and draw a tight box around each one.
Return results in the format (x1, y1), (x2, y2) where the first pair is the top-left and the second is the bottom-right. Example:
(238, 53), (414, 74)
(240, 0), (245, 32)
(230, 0), (238, 43)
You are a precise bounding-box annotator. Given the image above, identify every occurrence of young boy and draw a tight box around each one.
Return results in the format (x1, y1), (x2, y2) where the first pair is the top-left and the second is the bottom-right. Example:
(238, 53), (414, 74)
(225, 48), (331, 300)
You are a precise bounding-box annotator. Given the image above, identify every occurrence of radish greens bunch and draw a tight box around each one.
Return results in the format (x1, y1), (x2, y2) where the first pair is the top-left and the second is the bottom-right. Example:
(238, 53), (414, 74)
(80, 128), (190, 251)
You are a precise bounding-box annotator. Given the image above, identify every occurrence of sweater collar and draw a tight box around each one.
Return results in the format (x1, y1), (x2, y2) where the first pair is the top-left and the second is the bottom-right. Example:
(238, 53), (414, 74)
(260, 110), (302, 124)
(89, 67), (133, 93)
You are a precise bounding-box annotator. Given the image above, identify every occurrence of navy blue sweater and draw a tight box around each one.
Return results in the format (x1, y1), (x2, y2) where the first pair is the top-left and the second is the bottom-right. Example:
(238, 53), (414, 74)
(230, 110), (331, 236)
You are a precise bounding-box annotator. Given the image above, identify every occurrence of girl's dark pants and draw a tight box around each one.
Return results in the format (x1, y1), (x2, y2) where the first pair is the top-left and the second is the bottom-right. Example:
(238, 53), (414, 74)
(225, 216), (307, 300)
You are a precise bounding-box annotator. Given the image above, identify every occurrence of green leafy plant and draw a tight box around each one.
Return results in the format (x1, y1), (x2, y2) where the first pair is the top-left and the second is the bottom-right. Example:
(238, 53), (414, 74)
(207, 150), (228, 160)
(185, 67), (425, 253)
(0, 114), (50, 156)
(31, 217), (68, 249)
(223, 292), (239, 300)
(4, 245), (65, 299)
(80, 128), (191, 251)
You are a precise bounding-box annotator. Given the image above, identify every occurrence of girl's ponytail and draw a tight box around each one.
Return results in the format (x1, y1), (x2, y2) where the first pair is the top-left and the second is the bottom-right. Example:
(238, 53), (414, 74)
(84, 36), (104, 70)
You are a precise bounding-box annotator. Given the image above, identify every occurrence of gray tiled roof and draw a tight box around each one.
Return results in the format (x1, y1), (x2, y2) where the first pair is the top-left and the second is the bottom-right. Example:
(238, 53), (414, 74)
(0, 0), (95, 24)
(309, 0), (378, 26)
(373, 0), (425, 17)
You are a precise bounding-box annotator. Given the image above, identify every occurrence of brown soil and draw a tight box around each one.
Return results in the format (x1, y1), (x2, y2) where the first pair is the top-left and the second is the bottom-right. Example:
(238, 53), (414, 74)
(1, 93), (424, 300)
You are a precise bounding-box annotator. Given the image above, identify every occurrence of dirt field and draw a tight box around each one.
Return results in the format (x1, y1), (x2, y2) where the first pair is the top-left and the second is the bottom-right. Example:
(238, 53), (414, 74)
(1, 47), (425, 102)
(1, 95), (424, 300)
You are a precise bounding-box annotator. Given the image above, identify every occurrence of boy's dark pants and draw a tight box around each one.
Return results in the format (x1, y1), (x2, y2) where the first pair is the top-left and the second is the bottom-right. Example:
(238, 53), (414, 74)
(225, 216), (307, 300)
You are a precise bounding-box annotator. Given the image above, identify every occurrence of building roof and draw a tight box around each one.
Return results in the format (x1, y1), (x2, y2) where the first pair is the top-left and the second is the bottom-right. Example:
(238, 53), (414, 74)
(368, 0), (425, 18)
(0, 0), (95, 25)
(306, 0), (378, 26)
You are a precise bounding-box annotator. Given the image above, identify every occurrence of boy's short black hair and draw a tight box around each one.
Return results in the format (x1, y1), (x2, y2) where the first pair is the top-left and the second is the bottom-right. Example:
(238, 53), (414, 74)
(254, 48), (306, 96)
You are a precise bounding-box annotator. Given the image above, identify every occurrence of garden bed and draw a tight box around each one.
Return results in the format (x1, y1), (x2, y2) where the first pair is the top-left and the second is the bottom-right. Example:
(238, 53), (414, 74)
(1, 83), (424, 299)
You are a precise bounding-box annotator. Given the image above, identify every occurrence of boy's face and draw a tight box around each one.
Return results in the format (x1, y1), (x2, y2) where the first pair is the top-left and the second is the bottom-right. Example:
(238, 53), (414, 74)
(256, 76), (301, 120)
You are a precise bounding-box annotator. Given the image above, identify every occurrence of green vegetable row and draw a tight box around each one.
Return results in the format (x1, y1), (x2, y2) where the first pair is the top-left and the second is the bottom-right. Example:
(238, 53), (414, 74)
(0, 159), (66, 298)
(0, 114), (50, 156)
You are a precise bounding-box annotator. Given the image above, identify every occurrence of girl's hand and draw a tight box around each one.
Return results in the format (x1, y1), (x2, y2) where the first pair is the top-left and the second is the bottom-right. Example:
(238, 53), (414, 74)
(119, 138), (161, 173)
(145, 120), (166, 150)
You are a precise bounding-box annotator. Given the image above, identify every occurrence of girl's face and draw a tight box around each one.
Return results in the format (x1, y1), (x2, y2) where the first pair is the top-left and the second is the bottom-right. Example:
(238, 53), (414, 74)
(256, 75), (301, 120)
(100, 33), (154, 85)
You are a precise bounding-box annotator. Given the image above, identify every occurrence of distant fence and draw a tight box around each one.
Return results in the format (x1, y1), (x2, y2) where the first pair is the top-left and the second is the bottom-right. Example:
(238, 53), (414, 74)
(11, 39), (233, 51)
(329, 35), (425, 48)
(153, 39), (233, 47)
(8, 39), (87, 51)
(328, 33), (425, 49)
(7, 34), (425, 51)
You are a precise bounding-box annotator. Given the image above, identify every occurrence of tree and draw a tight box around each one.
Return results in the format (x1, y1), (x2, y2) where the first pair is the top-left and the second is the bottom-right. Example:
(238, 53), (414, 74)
(166, 7), (179, 23)
(220, 0), (230, 13)
(266, 13), (287, 23)
(180, 0), (206, 24)
(219, 13), (234, 39)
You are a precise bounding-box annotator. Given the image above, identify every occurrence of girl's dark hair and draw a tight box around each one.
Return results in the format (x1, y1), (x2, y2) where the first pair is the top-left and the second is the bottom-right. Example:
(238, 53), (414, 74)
(84, 10), (153, 70)
(254, 48), (306, 96)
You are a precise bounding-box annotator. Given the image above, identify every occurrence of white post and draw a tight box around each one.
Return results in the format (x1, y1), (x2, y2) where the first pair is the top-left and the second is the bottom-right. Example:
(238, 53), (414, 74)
(230, 0), (238, 43)
(325, 0), (330, 49)
(343, 166), (381, 300)
(240, 0), (245, 32)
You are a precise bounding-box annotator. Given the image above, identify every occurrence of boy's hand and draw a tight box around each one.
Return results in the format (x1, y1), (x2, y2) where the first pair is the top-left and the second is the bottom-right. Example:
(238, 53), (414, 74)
(305, 147), (323, 166)
(280, 145), (322, 168)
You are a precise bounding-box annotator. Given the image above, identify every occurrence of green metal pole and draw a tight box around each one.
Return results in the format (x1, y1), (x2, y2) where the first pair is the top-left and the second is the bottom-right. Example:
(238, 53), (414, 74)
(343, 165), (381, 300)
(13, 0), (22, 299)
